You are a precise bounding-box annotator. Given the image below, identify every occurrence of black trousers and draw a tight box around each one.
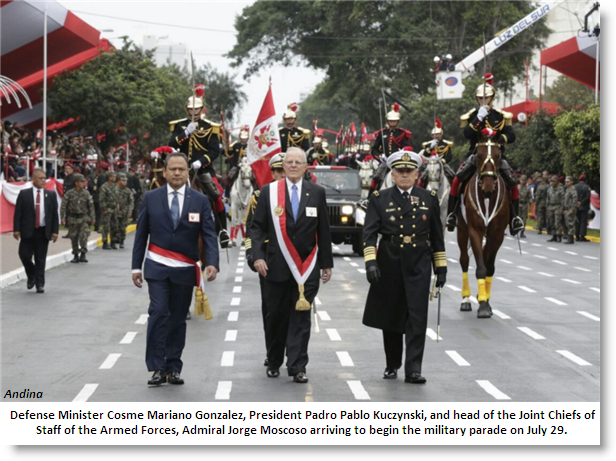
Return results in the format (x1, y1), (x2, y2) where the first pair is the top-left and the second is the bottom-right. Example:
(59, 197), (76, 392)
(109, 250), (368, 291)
(145, 278), (194, 373)
(258, 274), (269, 352)
(382, 328), (427, 376)
(264, 276), (318, 376)
(19, 227), (50, 288)
(576, 210), (589, 238)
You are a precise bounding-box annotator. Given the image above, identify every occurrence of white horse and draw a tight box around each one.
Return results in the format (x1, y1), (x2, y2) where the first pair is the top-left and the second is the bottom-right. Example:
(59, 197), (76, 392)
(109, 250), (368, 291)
(230, 159), (253, 247)
(422, 155), (450, 234)
(357, 159), (379, 199)
(379, 169), (395, 191)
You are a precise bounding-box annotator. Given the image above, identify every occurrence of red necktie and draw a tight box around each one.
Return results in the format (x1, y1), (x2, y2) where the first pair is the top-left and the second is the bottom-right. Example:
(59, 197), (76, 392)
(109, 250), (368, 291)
(35, 190), (41, 228)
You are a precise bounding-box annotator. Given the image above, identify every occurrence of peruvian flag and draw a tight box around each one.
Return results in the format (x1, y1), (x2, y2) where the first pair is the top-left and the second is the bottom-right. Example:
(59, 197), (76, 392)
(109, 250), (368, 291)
(360, 122), (368, 142)
(349, 122), (357, 141)
(247, 86), (282, 188)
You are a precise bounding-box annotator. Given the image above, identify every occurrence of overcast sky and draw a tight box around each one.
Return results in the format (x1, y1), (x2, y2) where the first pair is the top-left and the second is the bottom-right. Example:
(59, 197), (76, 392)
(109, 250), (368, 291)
(59, 0), (326, 130)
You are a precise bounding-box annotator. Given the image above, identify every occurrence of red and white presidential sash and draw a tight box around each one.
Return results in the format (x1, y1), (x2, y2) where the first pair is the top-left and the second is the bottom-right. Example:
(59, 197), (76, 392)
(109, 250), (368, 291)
(269, 180), (319, 286)
(146, 243), (206, 292)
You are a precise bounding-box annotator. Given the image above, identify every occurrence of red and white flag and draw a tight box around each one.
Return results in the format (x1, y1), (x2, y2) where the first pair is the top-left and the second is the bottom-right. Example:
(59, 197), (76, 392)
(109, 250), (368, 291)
(247, 86), (282, 188)
(360, 122), (368, 142)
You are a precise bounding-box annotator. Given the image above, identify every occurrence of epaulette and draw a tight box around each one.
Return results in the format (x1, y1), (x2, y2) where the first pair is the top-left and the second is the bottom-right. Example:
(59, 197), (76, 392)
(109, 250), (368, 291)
(230, 141), (238, 149)
(400, 128), (412, 135)
(422, 141), (431, 149)
(324, 148), (331, 154)
(203, 118), (221, 127)
(444, 140), (453, 146)
(297, 127), (311, 135)
(503, 111), (513, 126)
(460, 109), (475, 127)
(169, 117), (188, 132)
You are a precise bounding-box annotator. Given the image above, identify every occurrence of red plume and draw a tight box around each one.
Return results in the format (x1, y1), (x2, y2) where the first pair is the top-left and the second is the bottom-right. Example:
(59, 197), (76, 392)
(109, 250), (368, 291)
(435, 118), (442, 128)
(289, 102), (299, 112)
(393, 103), (400, 113)
(194, 84), (205, 98)
(483, 73), (494, 85)
(403, 146), (414, 151)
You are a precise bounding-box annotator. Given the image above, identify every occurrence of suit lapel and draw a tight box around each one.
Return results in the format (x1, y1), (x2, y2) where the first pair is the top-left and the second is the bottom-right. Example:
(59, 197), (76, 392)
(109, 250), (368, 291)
(297, 179), (311, 220)
(160, 186), (173, 226)
(180, 186), (192, 227)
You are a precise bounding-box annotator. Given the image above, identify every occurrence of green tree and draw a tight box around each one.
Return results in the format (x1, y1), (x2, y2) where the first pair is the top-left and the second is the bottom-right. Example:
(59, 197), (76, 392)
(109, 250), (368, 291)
(554, 105), (600, 193)
(543, 75), (596, 110)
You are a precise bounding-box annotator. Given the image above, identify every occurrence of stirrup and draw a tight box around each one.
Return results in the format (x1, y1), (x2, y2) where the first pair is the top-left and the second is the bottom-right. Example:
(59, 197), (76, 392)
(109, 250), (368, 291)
(446, 213), (457, 231)
(510, 216), (524, 235)
(219, 230), (230, 248)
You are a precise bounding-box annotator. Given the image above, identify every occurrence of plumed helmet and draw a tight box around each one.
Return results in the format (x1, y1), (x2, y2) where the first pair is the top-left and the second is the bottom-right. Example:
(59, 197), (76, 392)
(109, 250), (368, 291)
(475, 73), (495, 98)
(431, 118), (443, 135)
(386, 103), (401, 121)
(186, 84), (205, 110)
(283, 103), (299, 120)
(239, 124), (250, 141)
(313, 136), (322, 144)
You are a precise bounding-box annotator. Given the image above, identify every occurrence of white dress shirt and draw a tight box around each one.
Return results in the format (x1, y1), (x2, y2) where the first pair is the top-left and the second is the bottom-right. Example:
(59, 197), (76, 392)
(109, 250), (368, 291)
(32, 186), (46, 227)
(167, 183), (186, 216)
(286, 177), (303, 199)
(397, 186), (413, 197)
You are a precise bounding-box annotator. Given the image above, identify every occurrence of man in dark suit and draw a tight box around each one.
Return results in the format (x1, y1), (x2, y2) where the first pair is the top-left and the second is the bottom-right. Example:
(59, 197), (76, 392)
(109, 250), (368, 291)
(13, 168), (59, 293)
(251, 147), (333, 383)
(132, 153), (219, 386)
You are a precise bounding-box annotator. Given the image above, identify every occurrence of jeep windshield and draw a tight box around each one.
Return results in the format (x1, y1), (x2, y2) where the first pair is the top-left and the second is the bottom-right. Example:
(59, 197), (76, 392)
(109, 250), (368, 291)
(313, 170), (361, 196)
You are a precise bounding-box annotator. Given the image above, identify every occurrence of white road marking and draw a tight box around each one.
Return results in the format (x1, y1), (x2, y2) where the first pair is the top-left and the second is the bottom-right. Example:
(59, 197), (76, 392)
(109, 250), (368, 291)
(215, 381), (232, 400)
(239, 250), (245, 255)
(447, 285), (461, 292)
(233, 286), (242, 293)
(538, 272), (554, 277)
(492, 309), (511, 319)
(503, 246), (513, 250)
(517, 327), (545, 340)
(99, 353), (121, 370)
(564, 251), (577, 255)
(552, 260), (567, 265)
(499, 259), (512, 264)
(574, 266), (591, 272)
(347, 380), (370, 400)
(476, 380), (510, 400)
(426, 328), (443, 341)
(495, 277), (511, 283)
(562, 279), (581, 285)
(446, 351), (470, 366)
(518, 286), (536, 293)
(534, 255), (547, 259)
(337, 351), (355, 367)
(135, 314), (148, 325)
(343, 257), (352, 262)
(545, 297), (567, 306)
(521, 251), (530, 255)
(119, 332), (137, 344)
(237, 262), (244, 267)
(577, 311), (600, 322)
(532, 243), (542, 247)
(584, 255), (599, 260)
(556, 350), (592, 366)
(225, 330), (238, 341)
(230, 297), (241, 306)
(333, 246), (340, 251)
(350, 262), (359, 267)
(518, 266), (531, 271)
(73, 384), (98, 402)
(448, 258), (458, 263)
(326, 329), (342, 341)
(238, 257), (245, 261)
(547, 247), (558, 251)
(589, 287), (600, 293)
(448, 240), (457, 245)
(317, 311), (331, 321)
(221, 351), (235, 367)
(315, 296), (322, 306)
(236, 268), (244, 274)
(228, 311), (239, 321)
(234, 276), (243, 283)
(358, 269), (366, 274)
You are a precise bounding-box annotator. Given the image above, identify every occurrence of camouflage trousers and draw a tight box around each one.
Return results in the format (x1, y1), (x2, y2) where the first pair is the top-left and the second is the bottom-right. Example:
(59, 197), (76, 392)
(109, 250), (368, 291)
(536, 205), (547, 229)
(117, 210), (130, 242)
(564, 210), (576, 236)
(100, 210), (119, 243)
(520, 204), (529, 228)
(547, 207), (564, 236)
(68, 217), (91, 254)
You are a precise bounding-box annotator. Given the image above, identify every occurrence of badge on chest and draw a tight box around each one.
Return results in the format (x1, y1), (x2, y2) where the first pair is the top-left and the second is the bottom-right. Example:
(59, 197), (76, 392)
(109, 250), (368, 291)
(189, 212), (200, 223)
(306, 207), (317, 217)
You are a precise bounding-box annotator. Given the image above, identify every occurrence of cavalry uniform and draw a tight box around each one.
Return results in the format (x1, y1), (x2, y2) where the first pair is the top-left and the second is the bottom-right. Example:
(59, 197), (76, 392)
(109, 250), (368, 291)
(534, 179), (549, 233)
(116, 173), (135, 248)
(546, 176), (565, 242)
(362, 150), (446, 383)
(60, 174), (95, 262)
(307, 146), (333, 165)
(563, 177), (578, 244)
(226, 139), (248, 196)
(518, 176), (533, 238)
(279, 126), (310, 153)
(420, 118), (455, 182)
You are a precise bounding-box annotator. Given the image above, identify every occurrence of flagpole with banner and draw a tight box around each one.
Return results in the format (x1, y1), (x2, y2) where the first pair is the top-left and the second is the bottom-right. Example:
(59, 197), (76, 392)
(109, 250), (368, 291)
(247, 82), (282, 188)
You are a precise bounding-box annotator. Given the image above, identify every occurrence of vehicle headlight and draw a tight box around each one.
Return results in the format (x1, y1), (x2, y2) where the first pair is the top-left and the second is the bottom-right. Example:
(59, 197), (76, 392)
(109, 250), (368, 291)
(341, 205), (354, 215)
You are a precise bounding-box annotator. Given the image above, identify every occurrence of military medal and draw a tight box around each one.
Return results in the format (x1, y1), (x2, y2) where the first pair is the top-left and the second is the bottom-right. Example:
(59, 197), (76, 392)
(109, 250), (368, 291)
(274, 206), (284, 217)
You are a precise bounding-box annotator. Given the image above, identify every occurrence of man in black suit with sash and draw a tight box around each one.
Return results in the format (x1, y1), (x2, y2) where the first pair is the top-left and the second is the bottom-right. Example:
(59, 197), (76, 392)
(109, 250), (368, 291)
(132, 153), (219, 386)
(251, 147), (333, 383)
(13, 168), (59, 293)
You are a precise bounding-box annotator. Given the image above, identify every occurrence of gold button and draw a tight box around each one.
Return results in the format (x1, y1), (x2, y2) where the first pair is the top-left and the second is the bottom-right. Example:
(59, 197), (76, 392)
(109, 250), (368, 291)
(397, 207), (401, 211)
(412, 215), (416, 219)
(412, 224), (416, 228)
(400, 225), (404, 228)
(413, 244), (417, 248)
(400, 244), (404, 248)
(399, 216), (403, 220)
(399, 234), (403, 237)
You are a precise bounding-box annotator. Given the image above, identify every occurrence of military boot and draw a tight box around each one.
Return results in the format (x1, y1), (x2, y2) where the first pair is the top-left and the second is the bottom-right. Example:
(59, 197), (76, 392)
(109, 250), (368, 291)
(102, 240), (111, 250)
(119, 240), (125, 249)
(547, 235), (557, 242)
(564, 235), (574, 244)
(79, 252), (88, 263)
(70, 254), (80, 263)
(110, 242), (118, 250)
(557, 235), (562, 243)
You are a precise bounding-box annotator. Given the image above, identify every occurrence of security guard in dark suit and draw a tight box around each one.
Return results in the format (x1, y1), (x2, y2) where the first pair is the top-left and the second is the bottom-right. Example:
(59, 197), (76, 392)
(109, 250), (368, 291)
(362, 148), (447, 384)
(246, 154), (285, 366)
(279, 103), (311, 153)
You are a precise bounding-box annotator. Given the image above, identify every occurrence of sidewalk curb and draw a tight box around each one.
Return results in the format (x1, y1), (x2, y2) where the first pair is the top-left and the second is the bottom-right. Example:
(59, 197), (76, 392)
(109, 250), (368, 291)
(524, 225), (600, 243)
(0, 224), (137, 289)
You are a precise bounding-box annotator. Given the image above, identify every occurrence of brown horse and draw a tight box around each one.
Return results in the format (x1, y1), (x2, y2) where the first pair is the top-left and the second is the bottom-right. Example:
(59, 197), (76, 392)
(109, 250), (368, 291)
(142, 153), (167, 191)
(456, 138), (510, 318)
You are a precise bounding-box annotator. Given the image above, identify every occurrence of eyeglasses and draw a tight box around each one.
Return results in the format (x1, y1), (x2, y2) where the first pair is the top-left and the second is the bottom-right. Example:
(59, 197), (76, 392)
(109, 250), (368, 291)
(283, 161), (306, 166)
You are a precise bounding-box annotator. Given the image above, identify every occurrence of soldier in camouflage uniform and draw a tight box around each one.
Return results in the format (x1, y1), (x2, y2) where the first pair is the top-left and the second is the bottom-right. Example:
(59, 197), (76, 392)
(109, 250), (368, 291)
(99, 172), (120, 250)
(60, 174), (95, 263)
(518, 175), (532, 239)
(534, 176), (549, 234)
(546, 175), (565, 243)
(563, 176), (578, 244)
(116, 173), (134, 249)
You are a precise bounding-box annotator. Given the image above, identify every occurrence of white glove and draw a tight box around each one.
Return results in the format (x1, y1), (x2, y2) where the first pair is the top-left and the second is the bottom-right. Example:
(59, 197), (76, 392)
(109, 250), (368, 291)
(150, 152), (160, 159)
(184, 122), (198, 137)
(192, 160), (202, 170)
(429, 139), (437, 149)
(477, 106), (489, 121)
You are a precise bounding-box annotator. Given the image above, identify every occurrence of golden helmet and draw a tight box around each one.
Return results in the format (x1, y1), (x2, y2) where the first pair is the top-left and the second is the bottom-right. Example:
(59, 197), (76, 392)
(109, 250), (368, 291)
(186, 84), (205, 110)
(475, 84), (495, 98)
(239, 124), (250, 141)
(386, 103), (401, 121)
(283, 102), (299, 120)
(431, 118), (443, 135)
(313, 136), (322, 144)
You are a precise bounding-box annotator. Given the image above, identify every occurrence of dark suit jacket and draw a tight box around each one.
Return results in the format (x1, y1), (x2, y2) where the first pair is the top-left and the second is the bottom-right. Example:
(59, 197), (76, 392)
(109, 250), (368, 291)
(13, 188), (59, 240)
(131, 185), (219, 286)
(250, 179), (333, 283)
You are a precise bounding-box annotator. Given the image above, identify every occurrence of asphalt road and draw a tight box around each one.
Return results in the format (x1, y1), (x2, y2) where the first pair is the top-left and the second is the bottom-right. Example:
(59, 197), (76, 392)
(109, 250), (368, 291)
(1, 229), (600, 402)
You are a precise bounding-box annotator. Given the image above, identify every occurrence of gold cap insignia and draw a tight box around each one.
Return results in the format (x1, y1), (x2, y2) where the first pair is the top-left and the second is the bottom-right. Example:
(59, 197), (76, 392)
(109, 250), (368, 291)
(402, 153), (411, 162)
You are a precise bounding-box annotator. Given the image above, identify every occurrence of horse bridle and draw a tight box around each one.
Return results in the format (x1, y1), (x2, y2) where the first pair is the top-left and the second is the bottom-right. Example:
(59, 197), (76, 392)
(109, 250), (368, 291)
(476, 140), (500, 179)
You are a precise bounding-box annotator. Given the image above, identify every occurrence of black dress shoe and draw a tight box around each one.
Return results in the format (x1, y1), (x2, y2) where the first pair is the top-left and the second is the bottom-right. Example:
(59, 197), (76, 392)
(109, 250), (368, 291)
(266, 368), (280, 378)
(293, 372), (308, 383)
(119, 241), (125, 249)
(167, 371), (184, 385)
(383, 368), (398, 379)
(27, 278), (35, 290)
(147, 370), (167, 386)
(36, 286), (44, 294)
(263, 358), (269, 367)
(405, 372), (426, 384)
